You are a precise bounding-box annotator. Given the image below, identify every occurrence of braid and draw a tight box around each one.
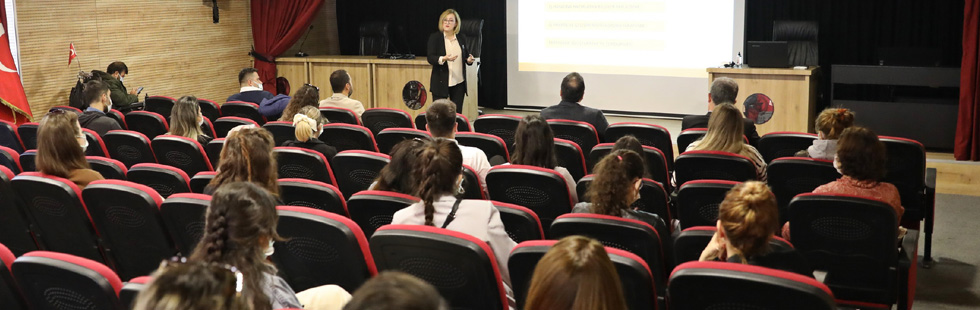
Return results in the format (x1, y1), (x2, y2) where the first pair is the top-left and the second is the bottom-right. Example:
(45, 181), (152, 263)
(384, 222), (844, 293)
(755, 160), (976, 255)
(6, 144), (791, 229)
(415, 148), (438, 226)
(203, 208), (230, 262)
(414, 139), (463, 226)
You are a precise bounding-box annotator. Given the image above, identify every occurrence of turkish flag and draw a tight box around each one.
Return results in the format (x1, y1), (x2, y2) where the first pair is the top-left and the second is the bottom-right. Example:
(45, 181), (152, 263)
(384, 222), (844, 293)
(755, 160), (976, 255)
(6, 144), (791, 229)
(0, 6), (31, 124)
(68, 43), (76, 67)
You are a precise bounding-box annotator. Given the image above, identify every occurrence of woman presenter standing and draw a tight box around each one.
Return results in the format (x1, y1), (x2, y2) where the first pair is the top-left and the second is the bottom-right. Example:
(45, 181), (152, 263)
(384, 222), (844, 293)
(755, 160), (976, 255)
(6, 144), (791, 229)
(427, 9), (475, 112)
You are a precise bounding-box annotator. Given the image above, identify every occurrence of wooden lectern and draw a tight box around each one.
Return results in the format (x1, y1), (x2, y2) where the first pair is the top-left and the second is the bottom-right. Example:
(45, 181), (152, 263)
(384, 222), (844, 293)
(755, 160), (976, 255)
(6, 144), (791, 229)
(706, 67), (820, 135)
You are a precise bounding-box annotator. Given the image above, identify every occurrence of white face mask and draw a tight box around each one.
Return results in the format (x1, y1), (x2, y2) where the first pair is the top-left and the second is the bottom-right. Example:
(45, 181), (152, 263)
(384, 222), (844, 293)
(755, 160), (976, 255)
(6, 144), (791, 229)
(198, 117), (205, 127)
(456, 177), (465, 195)
(833, 155), (843, 175)
(119, 76), (124, 83)
(255, 81), (263, 90)
(79, 136), (89, 152)
(264, 239), (275, 257)
(106, 95), (113, 112)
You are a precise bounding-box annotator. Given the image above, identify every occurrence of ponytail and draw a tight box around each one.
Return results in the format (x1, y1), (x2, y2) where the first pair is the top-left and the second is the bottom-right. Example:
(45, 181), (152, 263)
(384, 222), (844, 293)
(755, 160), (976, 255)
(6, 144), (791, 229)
(587, 150), (644, 216)
(413, 139), (464, 226)
(293, 113), (318, 142)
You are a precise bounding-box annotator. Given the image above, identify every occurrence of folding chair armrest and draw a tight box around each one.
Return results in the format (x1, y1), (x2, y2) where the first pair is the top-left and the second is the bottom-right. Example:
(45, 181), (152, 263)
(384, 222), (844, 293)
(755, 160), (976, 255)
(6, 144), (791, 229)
(899, 229), (919, 268)
(925, 167), (936, 192)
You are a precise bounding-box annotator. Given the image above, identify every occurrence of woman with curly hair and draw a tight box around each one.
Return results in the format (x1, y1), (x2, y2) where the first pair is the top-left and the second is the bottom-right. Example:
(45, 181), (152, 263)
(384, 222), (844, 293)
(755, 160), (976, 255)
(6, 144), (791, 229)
(571, 149), (664, 230)
(279, 84), (321, 122)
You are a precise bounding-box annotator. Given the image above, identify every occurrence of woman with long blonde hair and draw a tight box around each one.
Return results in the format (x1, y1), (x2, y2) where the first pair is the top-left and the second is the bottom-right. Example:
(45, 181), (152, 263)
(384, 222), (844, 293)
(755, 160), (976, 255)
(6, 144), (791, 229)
(167, 95), (212, 145)
(686, 103), (767, 180)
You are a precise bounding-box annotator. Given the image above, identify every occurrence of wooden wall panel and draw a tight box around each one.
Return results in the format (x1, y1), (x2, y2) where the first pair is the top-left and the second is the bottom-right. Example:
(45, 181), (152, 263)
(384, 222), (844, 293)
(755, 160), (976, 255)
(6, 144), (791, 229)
(16, 0), (254, 119)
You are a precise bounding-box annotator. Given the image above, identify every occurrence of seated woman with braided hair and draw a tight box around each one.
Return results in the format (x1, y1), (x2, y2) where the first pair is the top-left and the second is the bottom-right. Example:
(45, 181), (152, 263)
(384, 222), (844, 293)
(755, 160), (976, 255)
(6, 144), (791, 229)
(390, 138), (518, 308)
(190, 182), (350, 310)
(133, 259), (250, 310)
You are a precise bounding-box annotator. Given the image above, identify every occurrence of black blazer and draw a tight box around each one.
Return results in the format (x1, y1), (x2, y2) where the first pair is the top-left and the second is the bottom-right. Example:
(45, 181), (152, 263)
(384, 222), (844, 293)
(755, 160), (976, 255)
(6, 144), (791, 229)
(681, 112), (761, 147)
(427, 32), (471, 98)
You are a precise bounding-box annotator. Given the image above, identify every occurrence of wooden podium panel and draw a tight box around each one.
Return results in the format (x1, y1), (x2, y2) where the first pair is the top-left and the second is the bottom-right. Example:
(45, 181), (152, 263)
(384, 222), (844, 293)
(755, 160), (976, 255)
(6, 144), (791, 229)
(373, 62), (432, 119)
(277, 62), (309, 90)
(707, 67), (820, 135)
(278, 56), (480, 121)
(309, 61), (373, 108)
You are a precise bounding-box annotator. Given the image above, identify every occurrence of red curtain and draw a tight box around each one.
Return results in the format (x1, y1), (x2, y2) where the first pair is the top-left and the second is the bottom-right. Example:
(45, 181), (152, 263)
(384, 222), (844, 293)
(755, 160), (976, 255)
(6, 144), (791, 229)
(956, 0), (980, 160)
(0, 0), (32, 123)
(250, 0), (324, 95)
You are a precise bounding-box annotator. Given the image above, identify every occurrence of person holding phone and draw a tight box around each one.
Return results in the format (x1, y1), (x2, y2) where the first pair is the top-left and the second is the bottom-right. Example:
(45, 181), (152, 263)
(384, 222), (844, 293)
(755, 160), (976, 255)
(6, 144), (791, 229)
(91, 61), (140, 112)
(427, 9), (475, 112)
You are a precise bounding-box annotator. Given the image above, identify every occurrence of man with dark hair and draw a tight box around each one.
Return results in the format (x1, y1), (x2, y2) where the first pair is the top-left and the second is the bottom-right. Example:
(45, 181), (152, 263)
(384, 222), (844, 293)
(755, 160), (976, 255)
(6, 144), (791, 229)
(226, 68), (274, 105)
(681, 77), (760, 147)
(90, 61), (139, 111)
(540, 72), (609, 139)
(78, 80), (122, 136)
(425, 99), (490, 193)
(318, 69), (364, 116)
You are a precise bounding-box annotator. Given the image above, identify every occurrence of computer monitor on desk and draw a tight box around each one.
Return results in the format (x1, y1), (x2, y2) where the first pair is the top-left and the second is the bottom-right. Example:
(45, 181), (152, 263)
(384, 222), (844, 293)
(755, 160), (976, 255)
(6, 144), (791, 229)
(745, 41), (790, 68)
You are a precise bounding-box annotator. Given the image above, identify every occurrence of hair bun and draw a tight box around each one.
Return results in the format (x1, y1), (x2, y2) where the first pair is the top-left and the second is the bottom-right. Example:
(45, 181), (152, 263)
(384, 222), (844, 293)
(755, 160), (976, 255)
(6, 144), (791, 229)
(738, 181), (773, 206)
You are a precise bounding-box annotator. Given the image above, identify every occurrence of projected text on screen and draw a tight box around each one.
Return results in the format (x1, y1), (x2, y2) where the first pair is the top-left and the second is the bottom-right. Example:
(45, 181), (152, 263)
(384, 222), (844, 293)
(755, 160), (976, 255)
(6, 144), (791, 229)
(518, 0), (735, 78)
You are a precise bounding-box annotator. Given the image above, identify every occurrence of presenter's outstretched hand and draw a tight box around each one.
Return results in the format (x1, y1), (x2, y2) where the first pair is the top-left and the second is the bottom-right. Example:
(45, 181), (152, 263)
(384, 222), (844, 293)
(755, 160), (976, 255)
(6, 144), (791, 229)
(466, 54), (475, 64)
(445, 54), (459, 62)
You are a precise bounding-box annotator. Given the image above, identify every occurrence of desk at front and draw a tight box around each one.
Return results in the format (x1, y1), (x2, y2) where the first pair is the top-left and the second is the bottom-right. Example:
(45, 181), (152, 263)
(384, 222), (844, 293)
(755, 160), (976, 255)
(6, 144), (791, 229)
(707, 66), (820, 135)
(277, 55), (480, 120)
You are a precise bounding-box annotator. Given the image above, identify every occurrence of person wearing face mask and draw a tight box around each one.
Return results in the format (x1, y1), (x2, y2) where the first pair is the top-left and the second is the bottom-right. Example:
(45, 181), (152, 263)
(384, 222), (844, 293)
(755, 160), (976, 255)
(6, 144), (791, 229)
(781, 126), (904, 240)
(282, 106), (337, 164)
(36, 109), (105, 189)
(77, 79), (123, 137)
(391, 138), (518, 309)
(572, 149), (667, 234)
(167, 95), (213, 145)
(87, 61), (141, 112)
(318, 70), (364, 117)
(227, 68), (275, 106)
(190, 182), (351, 310)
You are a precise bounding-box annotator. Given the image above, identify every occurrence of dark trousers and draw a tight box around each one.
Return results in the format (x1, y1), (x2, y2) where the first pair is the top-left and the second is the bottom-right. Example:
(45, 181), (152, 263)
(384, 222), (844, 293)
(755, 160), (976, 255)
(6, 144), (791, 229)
(439, 83), (465, 112)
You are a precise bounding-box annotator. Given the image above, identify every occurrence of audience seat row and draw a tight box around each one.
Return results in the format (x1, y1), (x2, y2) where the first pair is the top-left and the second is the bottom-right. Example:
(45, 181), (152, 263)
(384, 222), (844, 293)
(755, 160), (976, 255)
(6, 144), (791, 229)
(0, 190), (916, 310)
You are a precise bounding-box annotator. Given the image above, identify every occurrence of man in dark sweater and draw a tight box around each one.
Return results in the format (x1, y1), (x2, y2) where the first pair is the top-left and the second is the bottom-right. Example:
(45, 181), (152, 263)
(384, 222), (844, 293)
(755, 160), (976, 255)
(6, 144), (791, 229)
(540, 72), (609, 140)
(78, 80), (122, 136)
(226, 68), (274, 104)
(681, 77), (761, 147)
